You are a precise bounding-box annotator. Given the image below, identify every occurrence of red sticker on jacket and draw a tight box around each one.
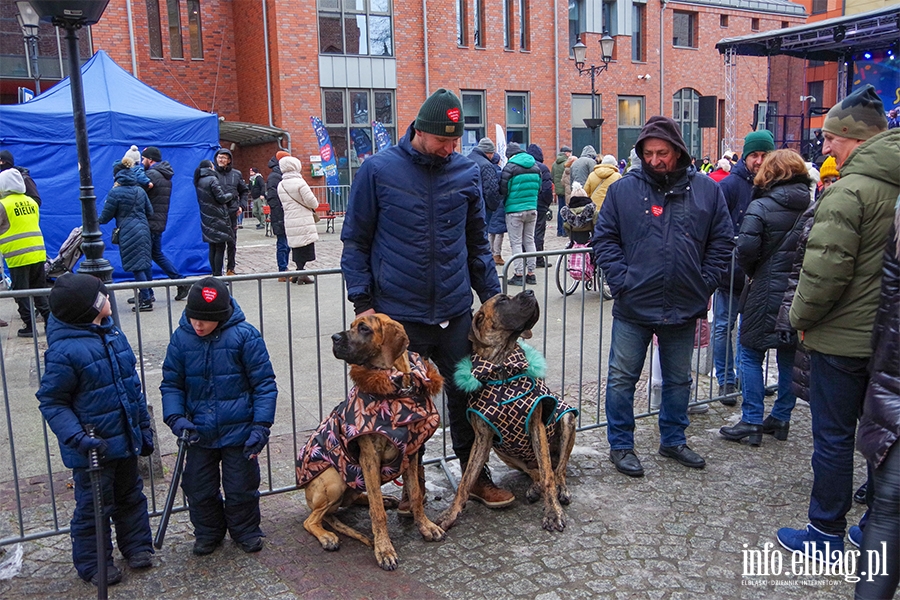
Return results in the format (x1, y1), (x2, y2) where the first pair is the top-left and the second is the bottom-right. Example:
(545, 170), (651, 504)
(651, 205), (663, 217)
(446, 108), (461, 122)
(201, 287), (218, 302)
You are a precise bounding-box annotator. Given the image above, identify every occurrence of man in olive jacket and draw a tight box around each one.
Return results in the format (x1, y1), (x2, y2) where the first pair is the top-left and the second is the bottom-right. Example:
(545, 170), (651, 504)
(779, 85), (900, 558)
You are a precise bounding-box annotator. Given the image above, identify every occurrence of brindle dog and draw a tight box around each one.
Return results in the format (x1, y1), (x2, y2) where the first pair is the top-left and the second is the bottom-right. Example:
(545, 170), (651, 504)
(439, 290), (577, 532)
(296, 314), (445, 570)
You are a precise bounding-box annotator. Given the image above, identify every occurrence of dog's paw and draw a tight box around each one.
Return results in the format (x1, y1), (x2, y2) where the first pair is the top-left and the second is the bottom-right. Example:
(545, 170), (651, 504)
(542, 508), (566, 532)
(436, 510), (458, 532)
(557, 485), (571, 506)
(374, 545), (399, 571)
(525, 483), (542, 504)
(417, 520), (446, 542)
(319, 532), (341, 551)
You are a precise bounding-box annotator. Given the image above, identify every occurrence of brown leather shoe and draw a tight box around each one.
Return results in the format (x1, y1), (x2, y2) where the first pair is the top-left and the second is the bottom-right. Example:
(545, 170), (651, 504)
(226, 270), (236, 276)
(277, 277), (287, 282)
(294, 276), (314, 285)
(493, 255), (505, 266)
(469, 466), (515, 508)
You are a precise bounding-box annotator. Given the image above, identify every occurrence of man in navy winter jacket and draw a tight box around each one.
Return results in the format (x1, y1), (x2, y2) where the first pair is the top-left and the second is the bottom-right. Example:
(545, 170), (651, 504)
(592, 116), (733, 477)
(341, 89), (511, 507)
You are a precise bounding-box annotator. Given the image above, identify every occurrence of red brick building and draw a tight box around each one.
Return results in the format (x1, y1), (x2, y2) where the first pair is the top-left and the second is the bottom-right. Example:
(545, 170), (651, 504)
(2, 0), (806, 181)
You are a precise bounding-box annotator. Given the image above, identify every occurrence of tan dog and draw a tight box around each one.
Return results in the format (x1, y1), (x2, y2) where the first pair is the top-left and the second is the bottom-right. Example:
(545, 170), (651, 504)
(295, 314), (445, 570)
(439, 290), (577, 532)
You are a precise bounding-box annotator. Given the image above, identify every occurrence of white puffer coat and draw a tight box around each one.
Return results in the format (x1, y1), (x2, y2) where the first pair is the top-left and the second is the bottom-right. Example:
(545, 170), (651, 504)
(278, 156), (319, 249)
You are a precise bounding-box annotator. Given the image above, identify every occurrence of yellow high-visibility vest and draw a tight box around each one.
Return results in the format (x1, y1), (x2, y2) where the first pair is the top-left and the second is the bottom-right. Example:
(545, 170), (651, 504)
(0, 193), (45, 267)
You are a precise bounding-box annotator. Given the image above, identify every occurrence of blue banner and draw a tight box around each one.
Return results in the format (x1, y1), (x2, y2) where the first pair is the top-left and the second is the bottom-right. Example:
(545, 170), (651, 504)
(351, 127), (374, 162)
(372, 121), (392, 152)
(310, 116), (340, 188)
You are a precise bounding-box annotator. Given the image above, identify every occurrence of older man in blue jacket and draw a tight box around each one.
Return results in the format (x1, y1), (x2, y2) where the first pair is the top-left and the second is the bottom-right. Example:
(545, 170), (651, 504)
(592, 116), (733, 477)
(341, 89), (511, 508)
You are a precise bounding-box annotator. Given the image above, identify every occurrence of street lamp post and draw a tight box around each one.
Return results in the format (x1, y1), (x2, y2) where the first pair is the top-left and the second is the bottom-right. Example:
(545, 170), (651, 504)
(15, 1), (41, 94)
(29, 1), (112, 285)
(572, 30), (615, 142)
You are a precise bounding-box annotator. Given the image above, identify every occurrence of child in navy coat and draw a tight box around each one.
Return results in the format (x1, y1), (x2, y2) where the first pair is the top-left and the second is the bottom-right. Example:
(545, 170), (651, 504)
(36, 273), (154, 587)
(160, 277), (277, 555)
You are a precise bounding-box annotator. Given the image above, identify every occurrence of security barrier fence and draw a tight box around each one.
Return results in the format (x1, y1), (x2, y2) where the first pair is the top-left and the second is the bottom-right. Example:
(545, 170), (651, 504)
(0, 248), (750, 546)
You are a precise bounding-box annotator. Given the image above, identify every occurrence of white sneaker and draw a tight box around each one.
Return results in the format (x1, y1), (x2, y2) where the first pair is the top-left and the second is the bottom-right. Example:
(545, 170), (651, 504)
(688, 402), (710, 414)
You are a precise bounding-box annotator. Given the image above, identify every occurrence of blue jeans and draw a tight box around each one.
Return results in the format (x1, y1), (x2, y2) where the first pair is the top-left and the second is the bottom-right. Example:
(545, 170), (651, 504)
(556, 194), (566, 236)
(808, 350), (868, 535)
(276, 234), (289, 272)
(133, 269), (152, 302)
(606, 317), (694, 450)
(739, 345), (796, 425)
(150, 232), (182, 280)
(713, 290), (741, 386)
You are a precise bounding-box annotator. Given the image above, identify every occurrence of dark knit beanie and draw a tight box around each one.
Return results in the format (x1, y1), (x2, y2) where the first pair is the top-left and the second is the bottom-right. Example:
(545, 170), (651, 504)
(50, 273), (108, 324)
(185, 277), (233, 322)
(142, 146), (162, 162)
(742, 130), (775, 156)
(0, 150), (13, 166)
(506, 142), (523, 158)
(414, 89), (464, 137)
(823, 84), (888, 141)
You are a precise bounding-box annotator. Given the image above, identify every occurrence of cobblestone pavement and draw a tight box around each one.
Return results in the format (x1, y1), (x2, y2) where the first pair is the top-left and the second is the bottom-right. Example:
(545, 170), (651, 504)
(0, 216), (868, 598)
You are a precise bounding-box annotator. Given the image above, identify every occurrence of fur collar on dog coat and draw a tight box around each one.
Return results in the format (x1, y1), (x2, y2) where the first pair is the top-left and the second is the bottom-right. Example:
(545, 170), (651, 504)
(295, 352), (440, 490)
(455, 342), (577, 463)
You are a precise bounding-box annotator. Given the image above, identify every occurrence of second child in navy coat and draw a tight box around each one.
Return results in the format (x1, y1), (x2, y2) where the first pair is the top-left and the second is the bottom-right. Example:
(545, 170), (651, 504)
(160, 277), (276, 555)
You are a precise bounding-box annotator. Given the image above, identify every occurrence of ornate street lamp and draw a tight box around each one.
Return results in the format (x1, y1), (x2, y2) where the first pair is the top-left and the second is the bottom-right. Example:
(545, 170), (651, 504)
(573, 30), (615, 136)
(29, 1), (112, 285)
(15, 2), (41, 95)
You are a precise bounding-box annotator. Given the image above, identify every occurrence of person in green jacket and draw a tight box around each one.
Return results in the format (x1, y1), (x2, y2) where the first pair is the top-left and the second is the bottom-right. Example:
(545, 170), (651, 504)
(778, 84), (900, 562)
(499, 143), (541, 285)
(551, 145), (571, 236)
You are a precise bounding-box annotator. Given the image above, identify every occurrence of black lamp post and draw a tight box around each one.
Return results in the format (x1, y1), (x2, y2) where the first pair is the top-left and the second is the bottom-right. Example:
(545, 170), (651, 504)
(573, 30), (615, 139)
(30, 0), (112, 285)
(15, 2), (41, 95)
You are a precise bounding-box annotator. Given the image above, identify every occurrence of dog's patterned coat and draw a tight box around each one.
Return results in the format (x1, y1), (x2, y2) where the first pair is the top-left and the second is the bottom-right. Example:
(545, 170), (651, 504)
(296, 352), (440, 489)
(456, 342), (578, 463)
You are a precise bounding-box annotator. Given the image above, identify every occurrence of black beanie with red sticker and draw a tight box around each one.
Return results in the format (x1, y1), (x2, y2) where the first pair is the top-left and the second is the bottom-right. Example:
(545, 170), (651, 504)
(414, 89), (464, 137)
(185, 277), (233, 322)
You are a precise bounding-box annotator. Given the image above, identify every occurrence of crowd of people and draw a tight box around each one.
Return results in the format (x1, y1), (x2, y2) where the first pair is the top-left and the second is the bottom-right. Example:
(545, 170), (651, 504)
(1, 85), (897, 598)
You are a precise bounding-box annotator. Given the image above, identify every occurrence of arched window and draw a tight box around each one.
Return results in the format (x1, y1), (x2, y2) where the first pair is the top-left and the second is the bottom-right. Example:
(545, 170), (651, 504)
(672, 88), (701, 160)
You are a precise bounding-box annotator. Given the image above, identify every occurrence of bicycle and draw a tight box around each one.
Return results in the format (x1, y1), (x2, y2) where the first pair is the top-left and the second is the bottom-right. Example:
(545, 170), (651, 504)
(555, 241), (613, 299)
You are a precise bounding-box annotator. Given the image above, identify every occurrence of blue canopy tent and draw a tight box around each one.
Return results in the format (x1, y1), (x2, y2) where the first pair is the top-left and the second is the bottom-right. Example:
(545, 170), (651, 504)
(0, 50), (219, 281)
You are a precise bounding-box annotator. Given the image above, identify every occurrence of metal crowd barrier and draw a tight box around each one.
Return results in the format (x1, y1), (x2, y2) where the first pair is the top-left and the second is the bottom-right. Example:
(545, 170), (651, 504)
(0, 248), (754, 546)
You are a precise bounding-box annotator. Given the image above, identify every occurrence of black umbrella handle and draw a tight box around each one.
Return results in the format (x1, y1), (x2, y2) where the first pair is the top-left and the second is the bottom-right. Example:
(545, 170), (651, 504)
(84, 424), (107, 600)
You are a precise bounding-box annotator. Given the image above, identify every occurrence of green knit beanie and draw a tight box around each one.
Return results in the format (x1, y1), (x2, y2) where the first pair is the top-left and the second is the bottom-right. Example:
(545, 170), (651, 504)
(742, 129), (775, 156)
(414, 89), (464, 137)
(822, 84), (888, 141)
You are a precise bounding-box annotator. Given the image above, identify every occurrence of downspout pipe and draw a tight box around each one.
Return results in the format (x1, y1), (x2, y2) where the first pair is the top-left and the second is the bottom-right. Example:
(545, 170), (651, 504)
(260, 0), (287, 151)
(126, 0), (137, 75)
(553, 0), (559, 153)
(423, 0), (430, 96)
(659, 0), (666, 116)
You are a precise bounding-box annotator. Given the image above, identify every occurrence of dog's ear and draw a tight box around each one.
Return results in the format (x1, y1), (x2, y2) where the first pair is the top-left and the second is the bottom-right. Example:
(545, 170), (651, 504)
(383, 319), (411, 372)
(469, 308), (488, 345)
